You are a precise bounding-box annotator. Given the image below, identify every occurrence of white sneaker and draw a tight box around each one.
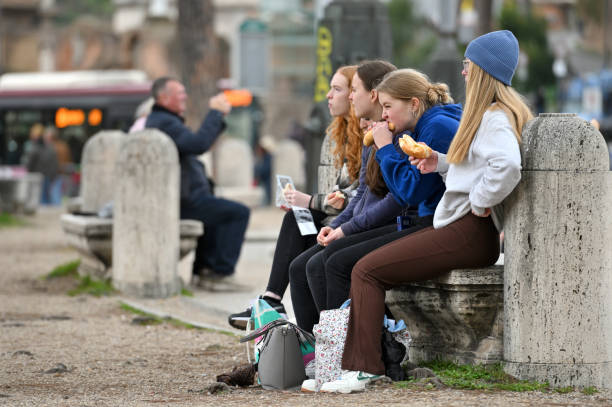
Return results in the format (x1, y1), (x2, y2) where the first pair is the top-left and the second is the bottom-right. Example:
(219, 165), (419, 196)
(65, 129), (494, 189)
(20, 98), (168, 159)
(320, 370), (381, 394)
(301, 379), (316, 393)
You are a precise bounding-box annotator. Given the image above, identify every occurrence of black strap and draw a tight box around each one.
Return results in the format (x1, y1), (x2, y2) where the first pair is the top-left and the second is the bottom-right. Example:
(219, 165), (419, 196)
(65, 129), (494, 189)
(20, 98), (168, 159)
(240, 319), (315, 347)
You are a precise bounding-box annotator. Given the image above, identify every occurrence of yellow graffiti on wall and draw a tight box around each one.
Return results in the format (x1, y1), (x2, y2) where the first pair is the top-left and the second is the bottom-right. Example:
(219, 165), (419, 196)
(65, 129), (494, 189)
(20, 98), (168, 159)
(314, 26), (333, 103)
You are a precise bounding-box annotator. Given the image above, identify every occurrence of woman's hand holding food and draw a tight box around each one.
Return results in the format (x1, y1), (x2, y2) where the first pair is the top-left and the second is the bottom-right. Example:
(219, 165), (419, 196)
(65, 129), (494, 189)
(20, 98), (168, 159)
(326, 191), (345, 210)
(371, 122), (393, 148)
(363, 121), (395, 147)
(409, 149), (438, 174)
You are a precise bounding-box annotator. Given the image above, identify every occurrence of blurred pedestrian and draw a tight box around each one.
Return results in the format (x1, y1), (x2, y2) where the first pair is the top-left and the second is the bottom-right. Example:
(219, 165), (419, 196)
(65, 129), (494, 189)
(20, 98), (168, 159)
(46, 126), (71, 205)
(26, 125), (60, 205)
(22, 123), (45, 169)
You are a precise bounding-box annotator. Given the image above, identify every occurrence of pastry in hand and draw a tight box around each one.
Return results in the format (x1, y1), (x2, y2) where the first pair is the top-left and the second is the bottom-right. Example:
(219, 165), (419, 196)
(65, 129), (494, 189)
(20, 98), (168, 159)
(334, 191), (345, 199)
(398, 134), (432, 159)
(363, 122), (395, 146)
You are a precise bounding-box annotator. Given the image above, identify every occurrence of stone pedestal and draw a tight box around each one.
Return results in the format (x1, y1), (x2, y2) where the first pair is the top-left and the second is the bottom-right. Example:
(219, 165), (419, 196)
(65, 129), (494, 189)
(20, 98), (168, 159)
(387, 266), (503, 365)
(214, 137), (264, 207)
(112, 129), (181, 298)
(504, 113), (612, 388)
(80, 131), (124, 213)
(273, 139), (306, 192)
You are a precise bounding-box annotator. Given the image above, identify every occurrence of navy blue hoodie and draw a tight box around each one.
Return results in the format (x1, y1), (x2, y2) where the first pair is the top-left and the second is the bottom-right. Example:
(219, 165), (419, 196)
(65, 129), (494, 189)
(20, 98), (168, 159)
(375, 103), (462, 216)
(330, 142), (403, 236)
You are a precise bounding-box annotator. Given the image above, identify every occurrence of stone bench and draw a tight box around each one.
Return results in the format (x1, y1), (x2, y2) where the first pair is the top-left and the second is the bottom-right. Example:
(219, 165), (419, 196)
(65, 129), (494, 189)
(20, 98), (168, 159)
(318, 132), (504, 365)
(326, 113), (612, 389)
(60, 130), (204, 297)
(61, 214), (203, 284)
(386, 263), (503, 365)
(0, 168), (42, 214)
(315, 115), (612, 388)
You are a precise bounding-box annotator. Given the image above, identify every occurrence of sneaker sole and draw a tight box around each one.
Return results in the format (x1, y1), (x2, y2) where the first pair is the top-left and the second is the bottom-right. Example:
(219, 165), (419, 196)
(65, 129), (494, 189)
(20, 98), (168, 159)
(228, 317), (249, 330)
(320, 387), (363, 394)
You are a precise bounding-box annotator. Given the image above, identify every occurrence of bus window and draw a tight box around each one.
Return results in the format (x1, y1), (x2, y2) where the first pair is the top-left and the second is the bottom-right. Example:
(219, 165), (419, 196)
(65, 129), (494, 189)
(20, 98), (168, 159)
(0, 70), (150, 165)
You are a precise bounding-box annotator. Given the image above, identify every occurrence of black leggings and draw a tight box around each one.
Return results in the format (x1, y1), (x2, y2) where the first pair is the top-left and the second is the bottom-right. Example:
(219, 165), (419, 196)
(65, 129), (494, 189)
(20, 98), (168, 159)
(264, 209), (327, 298)
(289, 216), (433, 332)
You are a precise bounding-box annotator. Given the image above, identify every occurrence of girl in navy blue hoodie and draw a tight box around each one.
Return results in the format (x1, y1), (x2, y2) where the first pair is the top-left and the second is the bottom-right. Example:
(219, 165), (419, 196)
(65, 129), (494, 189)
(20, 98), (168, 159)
(301, 69), (462, 325)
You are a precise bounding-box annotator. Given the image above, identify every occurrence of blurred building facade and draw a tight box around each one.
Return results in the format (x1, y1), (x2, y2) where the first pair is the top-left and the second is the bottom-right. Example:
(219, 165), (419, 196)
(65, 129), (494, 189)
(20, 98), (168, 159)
(2, 0), (612, 142)
(0, 0), (317, 140)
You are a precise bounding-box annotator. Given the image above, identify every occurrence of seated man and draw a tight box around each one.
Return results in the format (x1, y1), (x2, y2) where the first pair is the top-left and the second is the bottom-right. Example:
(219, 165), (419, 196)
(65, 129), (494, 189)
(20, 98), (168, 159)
(146, 77), (250, 291)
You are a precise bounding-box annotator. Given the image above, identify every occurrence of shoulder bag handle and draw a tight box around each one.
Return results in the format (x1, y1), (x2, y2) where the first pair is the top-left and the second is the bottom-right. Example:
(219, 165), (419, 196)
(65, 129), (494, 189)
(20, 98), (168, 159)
(240, 319), (315, 348)
(240, 319), (289, 343)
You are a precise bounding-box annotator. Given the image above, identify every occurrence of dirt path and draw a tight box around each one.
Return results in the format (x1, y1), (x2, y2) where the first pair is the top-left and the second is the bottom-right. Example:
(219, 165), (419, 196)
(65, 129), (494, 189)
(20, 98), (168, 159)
(1, 208), (611, 406)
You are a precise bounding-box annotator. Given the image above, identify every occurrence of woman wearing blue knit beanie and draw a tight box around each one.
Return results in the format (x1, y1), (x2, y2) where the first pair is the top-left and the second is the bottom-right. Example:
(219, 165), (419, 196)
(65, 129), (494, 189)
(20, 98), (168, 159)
(322, 31), (535, 393)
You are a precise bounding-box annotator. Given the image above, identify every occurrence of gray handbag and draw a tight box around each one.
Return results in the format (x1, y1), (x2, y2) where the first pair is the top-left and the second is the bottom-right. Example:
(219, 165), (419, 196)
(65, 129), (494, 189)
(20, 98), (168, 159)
(241, 319), (315, 390)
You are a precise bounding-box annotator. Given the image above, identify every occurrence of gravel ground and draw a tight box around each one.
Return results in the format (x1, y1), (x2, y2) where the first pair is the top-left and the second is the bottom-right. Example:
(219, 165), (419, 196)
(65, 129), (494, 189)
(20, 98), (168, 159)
(1, 208), (611, 406)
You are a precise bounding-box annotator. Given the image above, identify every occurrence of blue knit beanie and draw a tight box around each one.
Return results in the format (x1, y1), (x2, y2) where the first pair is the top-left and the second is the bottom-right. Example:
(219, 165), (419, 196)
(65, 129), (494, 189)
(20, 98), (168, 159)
(465, 30), (519, 86)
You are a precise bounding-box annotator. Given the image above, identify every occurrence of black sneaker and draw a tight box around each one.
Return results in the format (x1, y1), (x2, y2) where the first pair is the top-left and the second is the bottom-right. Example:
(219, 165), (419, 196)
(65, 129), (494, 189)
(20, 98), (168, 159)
(228, 295), (287, 330)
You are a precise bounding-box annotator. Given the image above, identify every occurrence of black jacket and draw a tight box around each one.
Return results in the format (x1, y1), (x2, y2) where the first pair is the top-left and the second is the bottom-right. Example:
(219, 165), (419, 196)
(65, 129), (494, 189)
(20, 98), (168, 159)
(145, 104), (225, 202)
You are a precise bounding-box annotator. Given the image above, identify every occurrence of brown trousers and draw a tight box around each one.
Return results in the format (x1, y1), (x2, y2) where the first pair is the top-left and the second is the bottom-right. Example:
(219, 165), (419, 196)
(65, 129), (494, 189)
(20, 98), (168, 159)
(341, 213), (500, 374)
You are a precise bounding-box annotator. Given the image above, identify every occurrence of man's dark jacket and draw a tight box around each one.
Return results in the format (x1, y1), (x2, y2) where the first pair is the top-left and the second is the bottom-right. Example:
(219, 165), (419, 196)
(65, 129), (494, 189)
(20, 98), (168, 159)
(145, 104), (225, 203)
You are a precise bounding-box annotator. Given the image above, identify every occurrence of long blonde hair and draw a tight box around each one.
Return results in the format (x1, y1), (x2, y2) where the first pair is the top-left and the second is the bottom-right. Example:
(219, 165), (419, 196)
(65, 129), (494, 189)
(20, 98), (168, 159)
(447, 63), (533, 164)
(326, 65), (362, 182)
(376, 69), (453, 119)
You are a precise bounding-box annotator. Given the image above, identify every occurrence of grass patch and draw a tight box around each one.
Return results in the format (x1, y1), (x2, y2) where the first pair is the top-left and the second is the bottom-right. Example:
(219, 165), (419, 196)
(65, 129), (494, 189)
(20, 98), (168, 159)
(180, 288), (194, 297)
(396, 360), (550, 392)
(120, 303), (149, 316)
(555, 386), (574, 394)
(45, 259), (80, 279)
(120, 303), (198, 329)
(68, 276), (115, 297)
(44, 259), (115, 297)
(582, 386), (598, 395)
(119, 302), (238, 336)
(0, 212), (26, 228)
(131, 316), (162, 326)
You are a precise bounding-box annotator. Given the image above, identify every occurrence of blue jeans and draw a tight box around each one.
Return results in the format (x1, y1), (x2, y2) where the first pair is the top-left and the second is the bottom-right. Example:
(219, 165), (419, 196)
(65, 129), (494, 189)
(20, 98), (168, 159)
(181, 193), (250, 276)
(41, 177), (62, 205)
(49, 177), (63, 205)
